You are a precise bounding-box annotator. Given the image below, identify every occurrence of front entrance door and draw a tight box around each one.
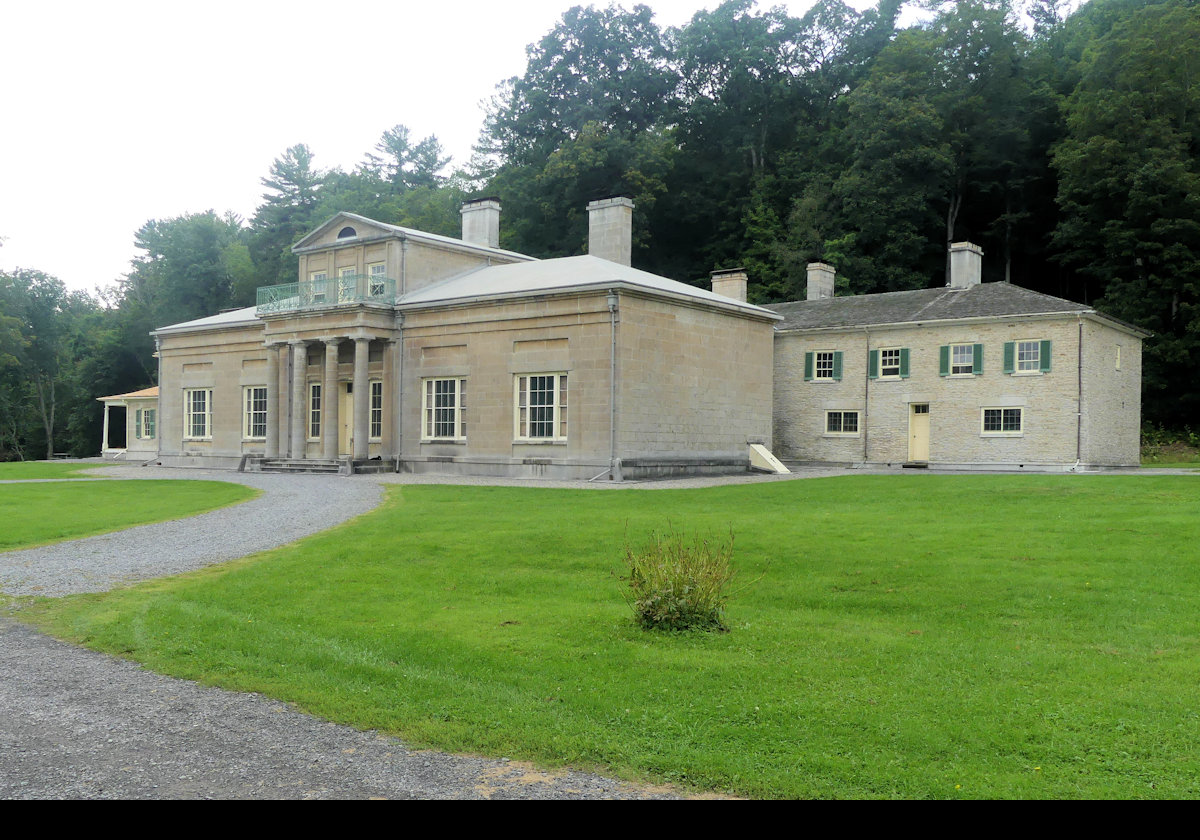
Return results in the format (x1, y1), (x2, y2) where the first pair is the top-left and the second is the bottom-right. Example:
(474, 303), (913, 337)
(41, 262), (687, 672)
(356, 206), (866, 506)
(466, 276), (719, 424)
(909, 403), (930, 462)
(339, 383), (354, 456)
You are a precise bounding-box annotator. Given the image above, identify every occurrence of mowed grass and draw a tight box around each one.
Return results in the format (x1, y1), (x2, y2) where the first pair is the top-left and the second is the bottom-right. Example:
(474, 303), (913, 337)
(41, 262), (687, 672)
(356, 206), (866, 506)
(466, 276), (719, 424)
(0, 462), (103, 480)
(0, 480), (257, 550)
(24, 476), (1200, 798)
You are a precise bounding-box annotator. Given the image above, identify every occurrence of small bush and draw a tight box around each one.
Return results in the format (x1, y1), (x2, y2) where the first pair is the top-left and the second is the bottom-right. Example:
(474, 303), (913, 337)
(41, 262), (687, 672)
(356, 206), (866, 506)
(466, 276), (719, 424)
(623, 528), (735, 632)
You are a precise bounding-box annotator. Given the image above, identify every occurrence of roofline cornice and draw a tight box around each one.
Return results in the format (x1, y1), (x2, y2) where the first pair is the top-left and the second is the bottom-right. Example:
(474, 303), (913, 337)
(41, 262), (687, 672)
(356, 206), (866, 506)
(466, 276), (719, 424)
(773, 309), (1148, 338)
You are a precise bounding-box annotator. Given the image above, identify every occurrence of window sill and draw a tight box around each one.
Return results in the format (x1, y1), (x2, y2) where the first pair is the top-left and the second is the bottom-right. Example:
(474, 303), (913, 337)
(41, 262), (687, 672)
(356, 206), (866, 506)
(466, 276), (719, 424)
(421, 439), (466, 445)
(981, 433), (1023, 438)
(823, 433), (861, 439)
(513, 439), (568, 446)
(1010, 371), (1044, 377)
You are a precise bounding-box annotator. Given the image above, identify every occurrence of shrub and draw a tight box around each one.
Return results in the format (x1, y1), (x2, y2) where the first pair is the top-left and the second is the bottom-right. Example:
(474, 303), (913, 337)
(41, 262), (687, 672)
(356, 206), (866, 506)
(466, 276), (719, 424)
(623, 528), (735, 631)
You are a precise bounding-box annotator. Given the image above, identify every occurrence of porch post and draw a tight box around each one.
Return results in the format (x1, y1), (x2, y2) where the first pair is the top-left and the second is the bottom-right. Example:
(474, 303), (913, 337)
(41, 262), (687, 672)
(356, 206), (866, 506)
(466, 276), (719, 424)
(353, 337), (370, 460)
(289, 340), (307, 459)
(101, 403), (110, 456)
(323, 338), (342, 461)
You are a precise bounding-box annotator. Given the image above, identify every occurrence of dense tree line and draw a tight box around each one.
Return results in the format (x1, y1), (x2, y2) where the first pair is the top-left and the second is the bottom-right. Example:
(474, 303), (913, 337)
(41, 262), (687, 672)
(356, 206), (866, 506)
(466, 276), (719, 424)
(2, 0), (1197, 458)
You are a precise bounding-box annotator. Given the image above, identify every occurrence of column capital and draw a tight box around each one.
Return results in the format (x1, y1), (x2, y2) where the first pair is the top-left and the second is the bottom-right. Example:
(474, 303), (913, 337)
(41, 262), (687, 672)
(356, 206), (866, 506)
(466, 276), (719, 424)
(323, 336), (344, 346)
(288, 338), (308, 347)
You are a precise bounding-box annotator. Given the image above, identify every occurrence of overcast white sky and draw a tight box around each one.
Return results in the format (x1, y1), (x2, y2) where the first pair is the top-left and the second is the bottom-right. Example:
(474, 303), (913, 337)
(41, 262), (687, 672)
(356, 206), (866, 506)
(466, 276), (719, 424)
(1, 0), (902, 294)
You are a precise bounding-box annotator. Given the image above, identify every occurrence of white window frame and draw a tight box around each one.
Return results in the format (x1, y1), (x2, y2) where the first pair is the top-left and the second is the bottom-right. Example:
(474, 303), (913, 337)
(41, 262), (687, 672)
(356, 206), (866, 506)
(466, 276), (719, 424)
(140, 407), (156, 440)
(369, 380), (383, 441)
(243, 386), (268, 440)
(183, 388), (212, 440)
(308, 383), (322, 440)
(422, 378), (466, 441)
(951, 343), (975, 376)
(367, 262), (387, 297)
(309, 271), (328, 304)
(824, 410), (860, 437)
(879, 348), (902, 379)
(814, 351), (836, 380)
(981, 407), (1024, 436)
(1015, 340), (1041, 374)
(338, 266), (357, 302)
(514, 373), (567, 442)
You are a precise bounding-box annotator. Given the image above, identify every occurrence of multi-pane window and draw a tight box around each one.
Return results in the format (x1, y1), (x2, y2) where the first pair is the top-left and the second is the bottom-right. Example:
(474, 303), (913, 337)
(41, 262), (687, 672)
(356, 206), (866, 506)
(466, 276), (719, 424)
(982, 408), (1023, 435)
(338, 267), (356, 302)
(184, 389), (211, 439)
(880, 349), (901, 378)
(951, 344), (974, 375)
(243, 386), (267, 439)
(310, 271), (328, 303)
(515, 373), (567, 441)
(135, 408), (156, 440)
(825, 410), (859, 435)
(422, 378), (466, 440)
(368, 263), (387, 297)
(814, 351), (835, 380)
(369, 381), (383, 440)
(1016, 341), (1040, 372)
(309, 383), (321, 439)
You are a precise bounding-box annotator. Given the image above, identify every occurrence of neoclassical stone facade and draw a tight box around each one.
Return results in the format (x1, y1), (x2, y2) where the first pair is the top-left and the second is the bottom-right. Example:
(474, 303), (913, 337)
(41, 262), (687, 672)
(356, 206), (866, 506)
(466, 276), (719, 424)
(147, 209), (1146, 476)
(152, 200), (780, 478)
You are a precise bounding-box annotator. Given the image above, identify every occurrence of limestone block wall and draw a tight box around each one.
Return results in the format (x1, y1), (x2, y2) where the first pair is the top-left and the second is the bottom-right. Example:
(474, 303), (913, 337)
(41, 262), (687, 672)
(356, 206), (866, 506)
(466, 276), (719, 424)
(400, 293), (615, 477)
(617, 295), (774, 463)
(157, 322), (270, 467)
(1080, 320), (1142, 466)
(774, 315), (1138, 467)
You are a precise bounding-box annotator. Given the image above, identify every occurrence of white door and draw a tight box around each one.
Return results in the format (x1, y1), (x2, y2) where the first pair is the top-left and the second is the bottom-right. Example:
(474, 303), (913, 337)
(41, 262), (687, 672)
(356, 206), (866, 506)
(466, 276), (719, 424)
(909, 404), (930, 462)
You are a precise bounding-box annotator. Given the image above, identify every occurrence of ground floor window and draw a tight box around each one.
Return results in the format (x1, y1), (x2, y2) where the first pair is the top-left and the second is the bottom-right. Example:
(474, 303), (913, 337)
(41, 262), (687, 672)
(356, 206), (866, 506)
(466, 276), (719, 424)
(309, 383), (321, 439)
(184, 389), (212, 439)
(825, 410), (859, 436)
(135, 408), (156, 440)
(515, 373), (567, 441)
(244, 386), (267, 440)
(422, 378), (466, 440)
(370, 380), (383, 440)
(982, 407), (1023, 435)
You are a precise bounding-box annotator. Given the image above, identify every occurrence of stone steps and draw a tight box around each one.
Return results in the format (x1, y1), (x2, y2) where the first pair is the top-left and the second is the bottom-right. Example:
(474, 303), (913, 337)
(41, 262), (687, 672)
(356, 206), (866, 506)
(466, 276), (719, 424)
(258, 458), (344, 475)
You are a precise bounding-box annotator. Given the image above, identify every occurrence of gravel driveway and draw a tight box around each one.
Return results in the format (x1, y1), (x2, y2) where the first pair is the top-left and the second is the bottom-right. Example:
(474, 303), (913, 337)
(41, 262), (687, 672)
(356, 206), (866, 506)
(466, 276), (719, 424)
(0, 465), (687, 799)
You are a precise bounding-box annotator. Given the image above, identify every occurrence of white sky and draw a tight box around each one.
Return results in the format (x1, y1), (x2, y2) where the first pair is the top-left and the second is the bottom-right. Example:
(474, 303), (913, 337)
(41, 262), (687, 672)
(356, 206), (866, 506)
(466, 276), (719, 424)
(0, 0), (902, 294)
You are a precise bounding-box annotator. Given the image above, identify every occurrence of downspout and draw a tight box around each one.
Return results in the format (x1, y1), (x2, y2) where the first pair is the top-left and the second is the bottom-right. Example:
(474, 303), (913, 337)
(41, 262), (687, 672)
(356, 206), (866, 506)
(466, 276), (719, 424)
(1075, 315), (1084, 468)
(608, 290), (620, 480)
(400, 238), (409, 295)
(395, 312), (404, 473)
(862, 328), (870, 464)
(154, 335), (163, 462)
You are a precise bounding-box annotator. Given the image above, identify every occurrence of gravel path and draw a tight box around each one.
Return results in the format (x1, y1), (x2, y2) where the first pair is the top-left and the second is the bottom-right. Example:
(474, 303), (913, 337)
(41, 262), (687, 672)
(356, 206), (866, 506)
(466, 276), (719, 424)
(0, 619), (680, 800)
(0, 468), (383, 597)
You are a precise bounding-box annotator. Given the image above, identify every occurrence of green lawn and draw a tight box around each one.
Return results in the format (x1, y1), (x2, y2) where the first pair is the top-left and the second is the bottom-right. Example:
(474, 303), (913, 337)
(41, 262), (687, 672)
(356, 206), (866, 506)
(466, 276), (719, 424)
(0, 462), (104, 480)
(23, 476), (1200, 799)
(0, 480), (258, 551)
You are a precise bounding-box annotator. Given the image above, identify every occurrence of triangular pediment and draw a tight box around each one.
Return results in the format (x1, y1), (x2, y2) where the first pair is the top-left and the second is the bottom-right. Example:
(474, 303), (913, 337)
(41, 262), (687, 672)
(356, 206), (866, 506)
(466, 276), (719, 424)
(292, 212), (400, 253)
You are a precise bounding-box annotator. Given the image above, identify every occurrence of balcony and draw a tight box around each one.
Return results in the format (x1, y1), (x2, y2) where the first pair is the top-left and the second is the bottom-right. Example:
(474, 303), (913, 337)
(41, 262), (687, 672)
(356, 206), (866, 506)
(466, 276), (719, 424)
(256, 273), (396, 314)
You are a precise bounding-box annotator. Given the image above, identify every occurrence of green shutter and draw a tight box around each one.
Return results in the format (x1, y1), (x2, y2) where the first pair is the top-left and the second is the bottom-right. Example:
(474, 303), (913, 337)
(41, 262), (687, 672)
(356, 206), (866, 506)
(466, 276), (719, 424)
(832, 351), (844, 381)
(1040, 340), (1052, 372)
(868, 350), (879, 380)
(973, 343), (984, 375)
(900, 348), (911, 378)
(939, 345), (950, 376)
(1003, 341), (1015, 374)
(134, 409), (142, 440)
(804, 352), (814, 381)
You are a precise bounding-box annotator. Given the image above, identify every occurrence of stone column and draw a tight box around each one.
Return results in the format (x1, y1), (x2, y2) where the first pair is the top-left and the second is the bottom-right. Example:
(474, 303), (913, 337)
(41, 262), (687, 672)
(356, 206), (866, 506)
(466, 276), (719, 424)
(265, 343), (280, 459)
(289, 340), (307, 459)
(101, 403), (111, 455)
(380, 339), (396, 460)
(323, 338), (342, 460)
(353, 337), (370, 460)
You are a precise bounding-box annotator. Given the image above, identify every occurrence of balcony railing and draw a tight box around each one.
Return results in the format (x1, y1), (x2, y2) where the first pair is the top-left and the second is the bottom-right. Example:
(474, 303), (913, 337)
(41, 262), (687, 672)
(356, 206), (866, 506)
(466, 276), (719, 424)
(256, 274), (396, 314)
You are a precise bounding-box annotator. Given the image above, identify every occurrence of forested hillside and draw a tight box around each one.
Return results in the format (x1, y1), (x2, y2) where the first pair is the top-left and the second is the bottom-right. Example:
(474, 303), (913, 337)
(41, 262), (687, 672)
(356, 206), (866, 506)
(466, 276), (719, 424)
(2, 0), (1197, 458)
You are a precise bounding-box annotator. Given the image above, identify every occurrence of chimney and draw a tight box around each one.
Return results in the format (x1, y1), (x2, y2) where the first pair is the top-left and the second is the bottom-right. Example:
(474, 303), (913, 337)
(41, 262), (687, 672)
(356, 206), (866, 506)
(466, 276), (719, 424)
(807, 262), (835, 301)
(949, 242), (983, 289)
(460, 197), (501, 248)
(710, 268), (748, 303)
(587, 196), (634, 266)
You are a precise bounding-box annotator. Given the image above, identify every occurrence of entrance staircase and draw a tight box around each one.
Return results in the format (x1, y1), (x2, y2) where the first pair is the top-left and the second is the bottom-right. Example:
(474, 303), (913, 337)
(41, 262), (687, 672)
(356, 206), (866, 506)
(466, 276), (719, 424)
(241, 456), (395, 476)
